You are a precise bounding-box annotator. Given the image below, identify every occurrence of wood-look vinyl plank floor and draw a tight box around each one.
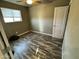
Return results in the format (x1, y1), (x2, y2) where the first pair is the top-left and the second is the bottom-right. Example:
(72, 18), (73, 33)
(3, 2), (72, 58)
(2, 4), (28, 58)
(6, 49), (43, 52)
(11, 32), (63, 59)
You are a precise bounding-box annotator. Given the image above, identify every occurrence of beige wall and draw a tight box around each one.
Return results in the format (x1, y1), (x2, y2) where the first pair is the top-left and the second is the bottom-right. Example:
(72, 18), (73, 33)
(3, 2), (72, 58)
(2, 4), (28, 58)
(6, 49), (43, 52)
(30, 4), (54, 34)
(29, 0), (70, 35)
(0, 1), (31, 38)
(62, 0), (79, 59)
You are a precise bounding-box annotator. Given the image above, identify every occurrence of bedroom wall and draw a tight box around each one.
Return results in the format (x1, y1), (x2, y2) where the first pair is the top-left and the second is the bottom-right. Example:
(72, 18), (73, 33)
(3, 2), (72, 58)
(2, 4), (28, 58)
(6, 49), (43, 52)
(62, 0), (79, 59)
(0, 1), (31, 38)
(30, 4), (54, 34)
(29, 0), (70, 35)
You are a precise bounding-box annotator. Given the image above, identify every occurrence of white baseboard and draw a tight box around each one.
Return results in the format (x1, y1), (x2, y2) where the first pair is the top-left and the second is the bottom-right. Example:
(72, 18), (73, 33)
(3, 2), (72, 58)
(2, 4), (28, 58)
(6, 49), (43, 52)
(18, 30), (52, 37)
(32, 31), (52, 37)
(18, 30), (31, 36)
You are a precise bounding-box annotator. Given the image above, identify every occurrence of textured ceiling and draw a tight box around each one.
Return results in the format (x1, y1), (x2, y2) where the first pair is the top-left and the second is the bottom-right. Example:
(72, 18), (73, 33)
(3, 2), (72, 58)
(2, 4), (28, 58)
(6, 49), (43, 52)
(3, 0), (70, 7)
(2, 0), (55, 6)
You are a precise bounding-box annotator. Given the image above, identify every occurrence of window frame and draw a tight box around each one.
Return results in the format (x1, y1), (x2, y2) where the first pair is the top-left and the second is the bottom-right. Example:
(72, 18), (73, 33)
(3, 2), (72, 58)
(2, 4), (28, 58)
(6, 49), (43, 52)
(1, 8), (22, 23)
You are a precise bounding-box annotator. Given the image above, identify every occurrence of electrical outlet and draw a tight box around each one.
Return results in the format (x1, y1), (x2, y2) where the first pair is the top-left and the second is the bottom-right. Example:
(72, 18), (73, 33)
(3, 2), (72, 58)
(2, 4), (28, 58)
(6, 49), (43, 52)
(16, 32), (18, 34)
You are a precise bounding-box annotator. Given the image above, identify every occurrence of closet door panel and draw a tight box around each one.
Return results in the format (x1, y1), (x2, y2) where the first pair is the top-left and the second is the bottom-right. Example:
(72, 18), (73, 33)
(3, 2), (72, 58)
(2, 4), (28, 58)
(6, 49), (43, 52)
(53, 6), (69, 39)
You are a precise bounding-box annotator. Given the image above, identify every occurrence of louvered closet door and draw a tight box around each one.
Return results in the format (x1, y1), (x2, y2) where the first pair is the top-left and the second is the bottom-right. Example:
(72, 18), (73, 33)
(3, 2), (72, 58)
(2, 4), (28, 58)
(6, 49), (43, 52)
(0, 22), (14, 59)
(53, 6), (69, 39)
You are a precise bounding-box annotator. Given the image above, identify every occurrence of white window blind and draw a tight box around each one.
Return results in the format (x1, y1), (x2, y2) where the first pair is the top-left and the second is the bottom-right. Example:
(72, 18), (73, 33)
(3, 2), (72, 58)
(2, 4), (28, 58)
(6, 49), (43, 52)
(1, 8), (22, 23)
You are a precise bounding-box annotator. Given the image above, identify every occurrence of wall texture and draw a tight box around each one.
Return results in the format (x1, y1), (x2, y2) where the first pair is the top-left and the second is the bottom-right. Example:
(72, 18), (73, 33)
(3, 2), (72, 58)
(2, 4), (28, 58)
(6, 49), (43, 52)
(30, 4), (54, 34)
(0, 1), (31, 38)
(62, 0), (79, 59)
(29, 0), (70, 35)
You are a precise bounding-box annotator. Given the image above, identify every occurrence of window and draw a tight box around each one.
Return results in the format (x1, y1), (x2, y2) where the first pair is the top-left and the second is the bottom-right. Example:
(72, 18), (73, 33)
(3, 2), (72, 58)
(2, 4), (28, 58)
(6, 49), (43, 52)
(1, 8), (22, 23)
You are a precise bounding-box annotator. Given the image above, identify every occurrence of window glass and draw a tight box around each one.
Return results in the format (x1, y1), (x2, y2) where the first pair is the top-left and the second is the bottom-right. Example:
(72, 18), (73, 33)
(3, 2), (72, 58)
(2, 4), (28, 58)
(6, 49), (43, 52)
(1, 8), (22, 23)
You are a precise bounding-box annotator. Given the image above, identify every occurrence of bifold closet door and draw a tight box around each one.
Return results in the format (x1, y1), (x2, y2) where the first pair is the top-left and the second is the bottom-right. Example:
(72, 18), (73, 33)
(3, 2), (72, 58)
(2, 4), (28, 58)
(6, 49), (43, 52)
(53, 6), (69, 39)
(0, 22), (14, 59)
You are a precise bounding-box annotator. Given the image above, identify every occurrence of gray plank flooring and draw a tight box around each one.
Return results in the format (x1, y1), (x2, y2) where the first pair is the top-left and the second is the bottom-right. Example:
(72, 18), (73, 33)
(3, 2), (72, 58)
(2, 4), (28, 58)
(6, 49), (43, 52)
(11, 32), (63, 59)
